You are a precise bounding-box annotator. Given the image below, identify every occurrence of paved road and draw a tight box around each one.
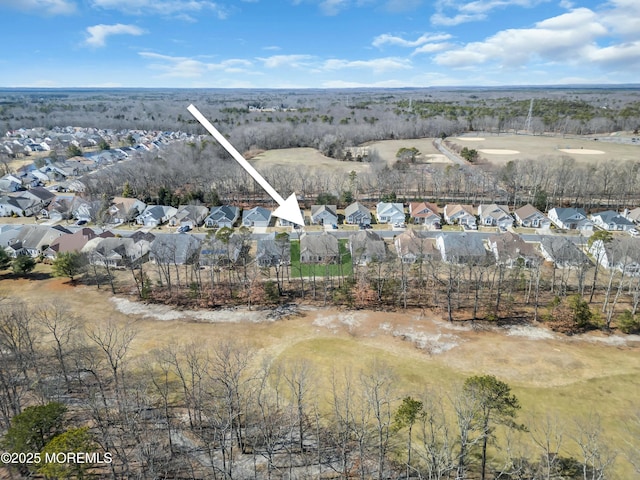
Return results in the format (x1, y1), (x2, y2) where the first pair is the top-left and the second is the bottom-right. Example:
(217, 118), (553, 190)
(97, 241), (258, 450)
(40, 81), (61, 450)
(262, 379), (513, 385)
(433, 137), (468, 166)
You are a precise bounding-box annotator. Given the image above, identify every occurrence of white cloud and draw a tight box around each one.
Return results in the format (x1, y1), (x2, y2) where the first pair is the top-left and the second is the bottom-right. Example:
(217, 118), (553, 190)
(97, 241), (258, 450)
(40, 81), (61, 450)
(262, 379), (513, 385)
(599, 0), (640, 40)
(434, 8), (608, 68)
(139, 52), (253, 78)
(373, 32), (452, 48)
(257, 55), (314, 68)
(90, 0), (228, 18)
(431, 0), (550, 26)
(297, 0), (422, 16)
(412, 42), (452, 54)
(0, 0), (76, 15)
(322, 57), (412, 73)
(85, 24), (146, 47)
(319, 0), (349, 15)
(584, 41), (640, 68)
(430, 12), (485, 26)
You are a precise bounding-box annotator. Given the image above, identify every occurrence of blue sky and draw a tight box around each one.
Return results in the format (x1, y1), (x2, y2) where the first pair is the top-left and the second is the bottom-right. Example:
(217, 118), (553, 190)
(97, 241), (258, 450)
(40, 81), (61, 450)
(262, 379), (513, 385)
(0, 0), (638, 88)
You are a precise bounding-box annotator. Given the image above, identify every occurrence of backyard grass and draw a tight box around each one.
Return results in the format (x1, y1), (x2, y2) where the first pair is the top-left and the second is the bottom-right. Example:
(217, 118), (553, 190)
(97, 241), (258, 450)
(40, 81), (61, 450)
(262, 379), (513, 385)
(290, 238), (353, 277)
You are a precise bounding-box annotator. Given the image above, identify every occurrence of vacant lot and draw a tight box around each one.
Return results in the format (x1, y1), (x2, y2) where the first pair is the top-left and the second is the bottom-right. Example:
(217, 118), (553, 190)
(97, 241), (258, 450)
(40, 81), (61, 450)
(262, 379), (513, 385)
(250, 147), (372, 175)
(250, 139), (452, 176)
(363, 138), (452, 165)
(450, 133), (640, 166)
(3, 271), (640, 476)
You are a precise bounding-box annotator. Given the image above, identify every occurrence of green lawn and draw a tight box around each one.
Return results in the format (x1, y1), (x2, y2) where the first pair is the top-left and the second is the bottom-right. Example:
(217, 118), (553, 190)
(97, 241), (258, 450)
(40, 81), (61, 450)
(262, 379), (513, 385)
(290, 239), (353, 277)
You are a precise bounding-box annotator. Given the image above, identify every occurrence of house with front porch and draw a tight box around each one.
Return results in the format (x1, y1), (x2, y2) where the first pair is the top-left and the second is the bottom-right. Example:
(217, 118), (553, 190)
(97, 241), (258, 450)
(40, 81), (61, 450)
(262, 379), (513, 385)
(514, 204), (551, 229)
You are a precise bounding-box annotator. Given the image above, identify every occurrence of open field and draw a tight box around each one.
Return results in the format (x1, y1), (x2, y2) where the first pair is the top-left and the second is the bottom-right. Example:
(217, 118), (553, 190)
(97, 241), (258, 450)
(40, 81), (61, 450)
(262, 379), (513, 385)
(450, 133), (640, 166)
(249, 139), (452, 176)
(250, 147), (372, 175)
(247, 132), (639, 174)
(363, 138), (452, 164)
(2, 269), (640, 476)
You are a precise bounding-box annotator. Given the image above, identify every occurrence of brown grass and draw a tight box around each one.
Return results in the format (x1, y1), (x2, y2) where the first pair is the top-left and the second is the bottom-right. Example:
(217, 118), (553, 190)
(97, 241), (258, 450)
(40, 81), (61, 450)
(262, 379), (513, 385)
(447, 133), (640, 166)
(3, 270), (640, 476)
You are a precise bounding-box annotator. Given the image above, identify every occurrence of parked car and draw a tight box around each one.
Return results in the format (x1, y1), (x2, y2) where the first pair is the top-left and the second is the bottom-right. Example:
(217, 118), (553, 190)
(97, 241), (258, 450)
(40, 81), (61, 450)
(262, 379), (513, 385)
(177, 225), (192, 233)
(630, 228), (639, 237)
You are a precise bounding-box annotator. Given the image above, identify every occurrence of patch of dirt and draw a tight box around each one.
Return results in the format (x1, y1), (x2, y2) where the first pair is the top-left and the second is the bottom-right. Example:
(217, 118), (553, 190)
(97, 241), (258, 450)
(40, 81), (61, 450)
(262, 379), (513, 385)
(558, 148), (605, 154)
(479, 149), (520, 154)
(111, 297), (270, 323)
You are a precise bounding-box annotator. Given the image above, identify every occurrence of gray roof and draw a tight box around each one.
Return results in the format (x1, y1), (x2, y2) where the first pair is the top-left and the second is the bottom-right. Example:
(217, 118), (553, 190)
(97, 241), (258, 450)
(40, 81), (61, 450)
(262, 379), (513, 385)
(207, 205), (240, 223)
(173, 204), (209, 223)
(300, 232), (339, 257)
(395, 229), (437, 257)
(599, 237), (640, 267)
(242, 206), (271, 223)
(488, 232), (538, 262)
(143, 205), (176, 220)
(350, 230), (387, 261)
(553, 207), (587, 222)
(151, 234), (202, 265)
(591, 210), (634, 227)
(438, 233), (488, 260)
(257, 233), (291, 264)
(311, 205), (338, 218)
(12, 225), (70, 251)
(344, 201), (369, 218)
(540, 237), (588, 265)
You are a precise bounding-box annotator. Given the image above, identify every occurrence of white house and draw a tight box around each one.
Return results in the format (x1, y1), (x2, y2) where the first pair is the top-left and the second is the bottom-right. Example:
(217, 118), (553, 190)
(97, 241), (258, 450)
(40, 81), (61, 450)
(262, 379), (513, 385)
(590, 210), (635, 232)
(548, 207), (593, 232)
(478, 204), (514, 228)
(242, 206), (272, 228)
(443, 204), (476, 227)
(589, 237), (640, 276)
(376, 202), (405, 224)
(514, 204), (551, 229)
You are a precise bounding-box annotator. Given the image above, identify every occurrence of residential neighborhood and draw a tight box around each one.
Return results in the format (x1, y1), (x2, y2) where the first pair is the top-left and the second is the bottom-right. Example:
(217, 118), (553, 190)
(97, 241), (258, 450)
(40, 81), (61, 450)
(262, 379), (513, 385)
(4, 186), (640, 278)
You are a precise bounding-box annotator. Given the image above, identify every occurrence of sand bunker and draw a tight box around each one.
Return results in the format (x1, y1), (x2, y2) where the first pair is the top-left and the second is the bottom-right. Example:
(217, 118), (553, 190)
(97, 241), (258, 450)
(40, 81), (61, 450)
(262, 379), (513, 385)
(456, 137), (485, 141)
(424, 153), (451, 163)
(479, 149), (520, 154)
(558, 148), (605, 155)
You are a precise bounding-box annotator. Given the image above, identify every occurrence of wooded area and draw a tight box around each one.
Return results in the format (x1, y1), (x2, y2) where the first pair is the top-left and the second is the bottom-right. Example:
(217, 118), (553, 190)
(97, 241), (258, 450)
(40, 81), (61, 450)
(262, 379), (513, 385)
(0, 299), (635, 479)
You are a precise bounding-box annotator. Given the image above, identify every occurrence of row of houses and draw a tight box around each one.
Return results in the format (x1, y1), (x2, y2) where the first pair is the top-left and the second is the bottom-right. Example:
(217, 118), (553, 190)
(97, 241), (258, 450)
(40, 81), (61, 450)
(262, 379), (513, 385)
(4, 222), (638, 276)
(2, 126), (193, 159)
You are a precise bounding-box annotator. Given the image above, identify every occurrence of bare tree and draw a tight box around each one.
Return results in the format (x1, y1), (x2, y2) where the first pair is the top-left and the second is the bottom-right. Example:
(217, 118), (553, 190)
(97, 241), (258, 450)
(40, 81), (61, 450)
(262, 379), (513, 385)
(572, 414), (617, 480)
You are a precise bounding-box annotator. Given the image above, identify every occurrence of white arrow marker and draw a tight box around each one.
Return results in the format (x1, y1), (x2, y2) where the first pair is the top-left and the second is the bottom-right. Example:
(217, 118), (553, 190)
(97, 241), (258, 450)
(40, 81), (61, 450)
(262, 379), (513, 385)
(188, 104), (305, 227)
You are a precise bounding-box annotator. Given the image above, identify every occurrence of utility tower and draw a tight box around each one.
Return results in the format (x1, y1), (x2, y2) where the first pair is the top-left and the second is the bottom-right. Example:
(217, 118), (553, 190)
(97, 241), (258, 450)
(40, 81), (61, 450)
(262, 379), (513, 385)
(524, 98), (534, 134)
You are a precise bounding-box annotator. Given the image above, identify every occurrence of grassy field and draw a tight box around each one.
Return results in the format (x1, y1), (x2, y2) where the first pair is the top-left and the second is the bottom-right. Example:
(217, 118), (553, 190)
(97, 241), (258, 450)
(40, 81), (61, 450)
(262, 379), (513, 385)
(290, 238), (353, 277)
(250, 147), (372, 175)
(249, 133), (640, 177)
(249, 139), (453, 175)
(362, 138), (452, 165)
(449, 133), (640, 166)
(2, 266), (640, 476)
